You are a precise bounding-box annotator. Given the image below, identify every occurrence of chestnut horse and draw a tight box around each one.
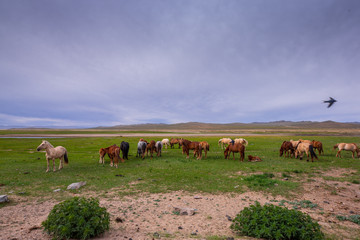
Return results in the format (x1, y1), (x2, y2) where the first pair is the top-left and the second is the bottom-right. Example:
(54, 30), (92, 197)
(37, 140), (68, 172)
(311, 140), (324, 156)
(294, 142), (318, 162)
(197, 141), (210, 160)
(279, 141), (295, 158)
(170, 138), (181, 148)
(146, 140), (156, 159)
(334, 143), (360, 159)
(180, 139), (200, 159)
(99, 144), (123, 168)
(248, 155), (262, 162)
(224, 143), (245, 162)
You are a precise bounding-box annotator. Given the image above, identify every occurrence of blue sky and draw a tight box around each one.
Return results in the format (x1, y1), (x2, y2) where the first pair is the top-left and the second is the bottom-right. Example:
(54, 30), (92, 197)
(1, 0), (359, 128)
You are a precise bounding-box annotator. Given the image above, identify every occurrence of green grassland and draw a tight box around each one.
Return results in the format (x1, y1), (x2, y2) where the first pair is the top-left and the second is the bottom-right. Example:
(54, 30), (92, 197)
(1, 135), (359, 200)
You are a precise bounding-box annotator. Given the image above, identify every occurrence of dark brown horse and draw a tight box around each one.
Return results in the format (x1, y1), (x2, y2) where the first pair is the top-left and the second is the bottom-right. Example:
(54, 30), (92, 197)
(146, 140), (156, 159)
(99, 144), (123, 168)
(224, 143), (245, 162)
(180, 139), (200, 159)
(311, 140), (324, 155)
(279, 141), (295, 158)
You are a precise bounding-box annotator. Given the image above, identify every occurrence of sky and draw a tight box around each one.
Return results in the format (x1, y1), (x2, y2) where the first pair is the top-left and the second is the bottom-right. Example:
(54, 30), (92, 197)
(1, 0), (360, 128)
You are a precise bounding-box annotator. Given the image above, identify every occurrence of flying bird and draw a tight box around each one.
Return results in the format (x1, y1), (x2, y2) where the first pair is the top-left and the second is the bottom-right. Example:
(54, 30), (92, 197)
(323, 97), (337, 108)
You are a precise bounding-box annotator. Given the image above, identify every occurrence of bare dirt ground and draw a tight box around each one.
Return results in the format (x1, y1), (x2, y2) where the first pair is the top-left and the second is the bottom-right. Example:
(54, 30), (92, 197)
(1, 168), (360, 240)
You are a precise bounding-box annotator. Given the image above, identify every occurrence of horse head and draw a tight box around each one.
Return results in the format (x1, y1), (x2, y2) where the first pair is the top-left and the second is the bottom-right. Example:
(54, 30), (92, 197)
(37, 140), (51, 151)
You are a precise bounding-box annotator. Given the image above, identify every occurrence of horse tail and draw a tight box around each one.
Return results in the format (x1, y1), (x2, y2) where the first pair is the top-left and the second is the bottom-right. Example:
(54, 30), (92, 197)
(309, 145), (318, 159)
(64, 151), (69, 164)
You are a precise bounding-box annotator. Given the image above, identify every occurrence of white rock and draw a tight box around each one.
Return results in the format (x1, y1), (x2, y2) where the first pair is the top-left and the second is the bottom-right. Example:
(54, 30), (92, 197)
(67, 181), (86, 190)
(0, 195), (9, 203)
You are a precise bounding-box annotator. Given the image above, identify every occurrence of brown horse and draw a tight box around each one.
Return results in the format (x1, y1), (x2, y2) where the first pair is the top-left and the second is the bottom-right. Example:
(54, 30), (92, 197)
(248, 155), (262, 162)
(181, 139), (200, 159)
(334, 143), (360, 159)
(224, 143), (245, 162)
(170, 138), (181, 148)
(197, 141), (210, 160)
(294, 142), (318, 162)
(279, 141), (295, 158)
(99, 144), (123, 168)
(139, 138), (148, 143)
(311, 140), (324, 155)
(146, 140), (156, 159)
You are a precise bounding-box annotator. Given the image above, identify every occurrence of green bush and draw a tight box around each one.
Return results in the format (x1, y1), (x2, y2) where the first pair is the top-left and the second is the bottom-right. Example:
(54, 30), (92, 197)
(231, 202), (324, 240)
(42, 197), (110, 240)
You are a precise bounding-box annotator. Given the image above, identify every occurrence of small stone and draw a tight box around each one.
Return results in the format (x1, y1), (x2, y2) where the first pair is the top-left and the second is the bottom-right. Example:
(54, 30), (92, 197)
(53, 189), (61, 192)
(173, 207), (196, 215)
(194, 196), (202, 199)
(226, 215), (232, 221)
(178, 226), (183, 230)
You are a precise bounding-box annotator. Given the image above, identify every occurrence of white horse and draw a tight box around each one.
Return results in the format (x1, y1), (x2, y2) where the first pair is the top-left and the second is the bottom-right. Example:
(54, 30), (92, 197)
(334, 143), (360, 159)
(155, 141), (163, 157)
(234, 138), (248, 146)
(161, 138), (170, 149)
(218, 138), (232, 149)
(37, 140), (68, 172)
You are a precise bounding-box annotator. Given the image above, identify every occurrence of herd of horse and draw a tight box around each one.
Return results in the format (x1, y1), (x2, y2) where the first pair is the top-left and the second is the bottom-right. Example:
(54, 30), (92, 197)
(36, 137), (360, 172)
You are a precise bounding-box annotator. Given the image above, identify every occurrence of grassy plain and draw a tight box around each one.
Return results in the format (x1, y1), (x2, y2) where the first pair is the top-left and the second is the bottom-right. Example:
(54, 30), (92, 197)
(1, 133), (359, 200)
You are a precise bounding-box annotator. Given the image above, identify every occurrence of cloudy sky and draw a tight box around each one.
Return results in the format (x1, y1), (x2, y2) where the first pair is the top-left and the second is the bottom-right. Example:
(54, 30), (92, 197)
(1, 0), (359, 128)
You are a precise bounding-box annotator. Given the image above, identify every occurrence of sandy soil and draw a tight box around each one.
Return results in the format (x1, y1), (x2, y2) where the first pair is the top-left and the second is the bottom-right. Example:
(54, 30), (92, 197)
(1, 168), (360, 240)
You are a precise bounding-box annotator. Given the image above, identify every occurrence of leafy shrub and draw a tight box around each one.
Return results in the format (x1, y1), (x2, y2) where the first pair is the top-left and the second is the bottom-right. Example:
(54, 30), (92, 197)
(42, 197), (110, 240)
(231, 202), (324, 240)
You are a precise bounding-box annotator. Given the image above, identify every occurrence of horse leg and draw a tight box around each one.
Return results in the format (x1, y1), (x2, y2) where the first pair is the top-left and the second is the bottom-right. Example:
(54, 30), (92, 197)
(336, 150), (341, 158)
(110, 157), (113, 167)
(59, 157), (63, 170)
(352, 150), (355, 159)
(306, 150), (310, 162)
(46, 157), (50, 172)
(52, 158), (56, 172)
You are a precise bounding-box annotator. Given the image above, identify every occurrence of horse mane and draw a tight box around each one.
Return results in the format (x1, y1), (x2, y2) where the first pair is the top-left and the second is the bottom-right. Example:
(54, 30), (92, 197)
(43, 140), (54, 148)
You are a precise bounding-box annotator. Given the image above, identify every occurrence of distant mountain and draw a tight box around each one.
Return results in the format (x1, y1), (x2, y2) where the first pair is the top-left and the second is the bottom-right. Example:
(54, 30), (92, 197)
(96, 121), (360, 131)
